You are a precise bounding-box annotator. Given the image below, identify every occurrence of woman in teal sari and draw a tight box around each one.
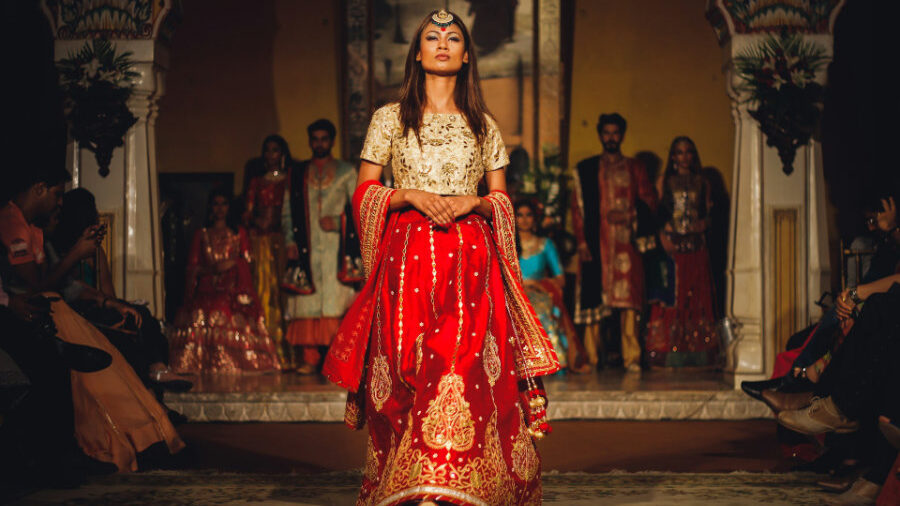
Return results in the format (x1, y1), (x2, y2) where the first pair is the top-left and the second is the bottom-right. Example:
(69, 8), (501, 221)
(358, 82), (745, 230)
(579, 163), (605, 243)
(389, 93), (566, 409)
(516, 199), (588, 373)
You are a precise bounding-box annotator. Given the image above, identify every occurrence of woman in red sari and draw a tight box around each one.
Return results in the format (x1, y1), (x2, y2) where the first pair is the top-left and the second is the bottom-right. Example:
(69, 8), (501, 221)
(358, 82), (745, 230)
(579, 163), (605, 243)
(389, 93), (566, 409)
(169, 189), (281, 373)
(645, 137), (720, 367)
(323, 10), (560, 505)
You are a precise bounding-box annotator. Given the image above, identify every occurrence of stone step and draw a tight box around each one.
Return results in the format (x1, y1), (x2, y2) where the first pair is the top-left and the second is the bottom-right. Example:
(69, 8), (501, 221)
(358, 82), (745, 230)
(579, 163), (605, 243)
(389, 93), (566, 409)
(164, 388), (771, 423)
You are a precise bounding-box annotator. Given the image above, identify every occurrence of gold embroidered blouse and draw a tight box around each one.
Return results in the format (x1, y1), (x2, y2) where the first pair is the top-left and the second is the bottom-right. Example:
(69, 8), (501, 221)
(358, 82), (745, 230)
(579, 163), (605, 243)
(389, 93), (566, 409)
(360, 103), (509, 196)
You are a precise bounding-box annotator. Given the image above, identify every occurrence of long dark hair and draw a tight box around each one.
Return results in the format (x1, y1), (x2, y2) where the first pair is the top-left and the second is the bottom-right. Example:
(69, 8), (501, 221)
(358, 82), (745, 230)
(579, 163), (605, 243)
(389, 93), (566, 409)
(52, 188), (99, 255)
(204, 187), (239, 232)
(663, 136), (702, 177)
(398, 10), (491, 144)
(242, 134), (297, 190)
(514, 198), (544, 256)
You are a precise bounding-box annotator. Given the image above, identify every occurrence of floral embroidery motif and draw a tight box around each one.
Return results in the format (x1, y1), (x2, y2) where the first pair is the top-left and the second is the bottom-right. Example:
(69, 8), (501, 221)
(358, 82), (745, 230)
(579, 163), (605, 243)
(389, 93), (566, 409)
(421, 373), (475, 452)
(344, 391), (364, 429)
(370, 354), (391, 412)
(359, 104), (509, 197)
(511, 416), (539, 481)
(483, 330), (501, 386)
(364, 436), (379, 483)
(376, 412), (514, 506)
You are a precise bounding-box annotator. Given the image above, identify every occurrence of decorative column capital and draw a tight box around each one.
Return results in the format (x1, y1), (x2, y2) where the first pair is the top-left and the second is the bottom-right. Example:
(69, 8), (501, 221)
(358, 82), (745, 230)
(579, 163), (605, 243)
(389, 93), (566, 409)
(40, 0), (180, 43)
(706, 0), (846, 46)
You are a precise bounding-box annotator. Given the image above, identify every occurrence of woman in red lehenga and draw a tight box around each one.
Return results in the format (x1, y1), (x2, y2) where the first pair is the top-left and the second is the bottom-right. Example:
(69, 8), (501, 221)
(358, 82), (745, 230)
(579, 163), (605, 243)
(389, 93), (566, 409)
(169, 188), (281, 373)
(645, 137), (720, 367)
(323, 10), (560, 505)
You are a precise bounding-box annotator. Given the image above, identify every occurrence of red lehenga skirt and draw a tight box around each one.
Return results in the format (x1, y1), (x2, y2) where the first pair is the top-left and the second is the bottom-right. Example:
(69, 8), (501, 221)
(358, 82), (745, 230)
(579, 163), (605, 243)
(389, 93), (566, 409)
(169, 266), (281, 373)
(347, 209), (542, 505)
(645, 247), (719, 367)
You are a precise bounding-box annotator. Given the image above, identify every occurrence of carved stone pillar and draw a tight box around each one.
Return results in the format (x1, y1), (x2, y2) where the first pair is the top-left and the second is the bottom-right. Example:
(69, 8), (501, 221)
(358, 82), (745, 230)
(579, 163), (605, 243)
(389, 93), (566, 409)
(42, 1), (179, 316)
(706, 1), (844, 386)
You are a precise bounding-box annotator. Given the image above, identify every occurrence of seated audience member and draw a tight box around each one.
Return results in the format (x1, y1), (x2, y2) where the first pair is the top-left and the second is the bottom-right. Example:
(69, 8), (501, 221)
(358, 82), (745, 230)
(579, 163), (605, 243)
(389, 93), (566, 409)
(515, 199), (589, 373)
(1, 167), (184, 472)
(0, 276), (117, 491)
(47, 188), (189, 392)
(776, 273), (900, 505)
(168, 188), (281, 373)
(742, 196), (900, 401)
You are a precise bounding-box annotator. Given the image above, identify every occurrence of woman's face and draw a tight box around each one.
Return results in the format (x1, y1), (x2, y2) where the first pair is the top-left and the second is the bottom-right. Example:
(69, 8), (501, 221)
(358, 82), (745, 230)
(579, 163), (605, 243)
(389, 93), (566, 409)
(264, 141), (283, 168)
(211, 195), (229, 221)
(671, 141), (696, 172)
(416, 24), (468, 76)
(515, 205), (535, 233)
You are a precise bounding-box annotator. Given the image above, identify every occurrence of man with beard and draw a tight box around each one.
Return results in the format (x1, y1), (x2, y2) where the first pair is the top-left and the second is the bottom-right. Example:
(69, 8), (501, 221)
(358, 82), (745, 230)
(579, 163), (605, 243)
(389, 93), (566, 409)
(282, 119), (361, 374)
(571, 113), (657, 373)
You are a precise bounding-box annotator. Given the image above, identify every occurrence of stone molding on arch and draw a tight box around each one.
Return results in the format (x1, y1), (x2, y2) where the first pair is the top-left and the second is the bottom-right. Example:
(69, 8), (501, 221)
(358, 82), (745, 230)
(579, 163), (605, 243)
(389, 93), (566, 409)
(706, 0), (846, 46)
(40, 0), (181, 42)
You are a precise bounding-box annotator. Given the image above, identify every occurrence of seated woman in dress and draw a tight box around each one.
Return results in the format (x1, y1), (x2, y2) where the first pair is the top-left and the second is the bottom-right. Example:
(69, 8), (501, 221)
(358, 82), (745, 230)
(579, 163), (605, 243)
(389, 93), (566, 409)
(48, 188), (189, 391)
(516, 199), (588, 373)
(168, 188), (281, 373)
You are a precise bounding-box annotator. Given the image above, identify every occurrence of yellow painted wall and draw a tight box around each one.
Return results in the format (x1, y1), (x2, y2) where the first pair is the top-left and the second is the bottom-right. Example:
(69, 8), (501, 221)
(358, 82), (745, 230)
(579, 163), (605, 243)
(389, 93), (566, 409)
(568, 0), (733, 191)
(157, 0), (341, 193)
(158, 0), (732, 193)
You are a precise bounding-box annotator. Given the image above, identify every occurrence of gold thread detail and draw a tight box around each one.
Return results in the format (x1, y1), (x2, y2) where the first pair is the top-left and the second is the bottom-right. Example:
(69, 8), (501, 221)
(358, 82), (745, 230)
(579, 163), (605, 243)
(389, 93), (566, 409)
(421, 373), (475, 452)
(370, 354), (391, 412)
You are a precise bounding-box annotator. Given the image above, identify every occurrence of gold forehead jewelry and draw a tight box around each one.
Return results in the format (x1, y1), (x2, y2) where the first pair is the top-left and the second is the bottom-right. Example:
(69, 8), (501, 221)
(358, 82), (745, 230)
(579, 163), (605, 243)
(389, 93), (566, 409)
(431, 9), (454, 30)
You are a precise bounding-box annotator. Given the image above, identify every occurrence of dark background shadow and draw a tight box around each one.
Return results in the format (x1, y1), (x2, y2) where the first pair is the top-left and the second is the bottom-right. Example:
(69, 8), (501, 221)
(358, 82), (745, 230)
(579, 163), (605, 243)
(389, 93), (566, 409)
(823, 0), (897, 241)
(702, 166), (729, 316)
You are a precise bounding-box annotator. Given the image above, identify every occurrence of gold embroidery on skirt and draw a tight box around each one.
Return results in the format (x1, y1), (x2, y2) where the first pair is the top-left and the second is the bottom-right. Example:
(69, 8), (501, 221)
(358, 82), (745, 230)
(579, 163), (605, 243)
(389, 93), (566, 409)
(377, 412), (515, 505)
(421, 373), (475, 452)
(370, 354), (391, 412)
(511, 416), (539, 481)
(364, 435), (379, 482)
(483, 330), (501, 386)
(415, 332), (425, 375)
(344, 392), (363, 428)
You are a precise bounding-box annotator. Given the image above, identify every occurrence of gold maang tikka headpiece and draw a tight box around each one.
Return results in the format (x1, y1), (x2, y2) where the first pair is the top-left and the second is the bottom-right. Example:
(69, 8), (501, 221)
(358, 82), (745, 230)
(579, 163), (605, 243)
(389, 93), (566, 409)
(431, 9), (454, 31)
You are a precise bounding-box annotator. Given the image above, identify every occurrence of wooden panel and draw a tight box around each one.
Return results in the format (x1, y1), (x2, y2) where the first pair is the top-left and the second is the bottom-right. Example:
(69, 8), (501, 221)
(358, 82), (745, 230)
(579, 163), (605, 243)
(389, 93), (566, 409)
(773, 209), (798, 354)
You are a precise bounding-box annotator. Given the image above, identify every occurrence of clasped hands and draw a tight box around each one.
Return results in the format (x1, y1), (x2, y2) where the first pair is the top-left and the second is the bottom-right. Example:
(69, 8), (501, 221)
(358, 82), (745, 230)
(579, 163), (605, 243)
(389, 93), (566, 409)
(406, 190), (480, 227)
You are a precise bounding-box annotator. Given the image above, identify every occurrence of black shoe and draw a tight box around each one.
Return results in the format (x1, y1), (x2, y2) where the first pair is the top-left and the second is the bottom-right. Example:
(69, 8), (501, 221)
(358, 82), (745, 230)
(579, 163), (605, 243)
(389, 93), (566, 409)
(152, 378), (193, 393)
(167, 408), (188, 426)
(53, 337), (112, 373)
(76, 453), (119, 476)
(741, 377), (785, 401)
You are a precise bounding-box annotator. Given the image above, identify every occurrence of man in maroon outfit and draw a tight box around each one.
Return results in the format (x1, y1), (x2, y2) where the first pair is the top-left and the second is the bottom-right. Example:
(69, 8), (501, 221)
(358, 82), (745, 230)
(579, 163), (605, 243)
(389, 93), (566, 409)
(571, 113), (657, 372)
